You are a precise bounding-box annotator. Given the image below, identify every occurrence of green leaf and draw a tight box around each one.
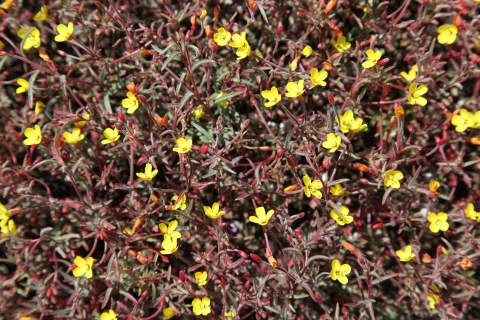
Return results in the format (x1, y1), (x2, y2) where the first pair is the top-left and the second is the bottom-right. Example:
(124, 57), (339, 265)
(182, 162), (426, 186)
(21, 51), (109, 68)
(192, 59), (217, 72)
(161, 52), (181, 70)
(192, 122), (215, 144)
(202, 170), (218, 179)
(103, 93), (112, 113)
(151, 43), (176, 55)
(28, 70), (40, 109)
(188, 45), (200, 58)
(179, 91), (194, 110)
(258, 6), (269, 25)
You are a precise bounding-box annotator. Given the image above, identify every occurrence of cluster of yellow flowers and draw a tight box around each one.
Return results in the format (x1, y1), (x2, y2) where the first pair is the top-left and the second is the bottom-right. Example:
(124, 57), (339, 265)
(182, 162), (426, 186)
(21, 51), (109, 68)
(450, 108), (480, 132)
(0, 202), (18, 237)
(15, 5), (74, 51)
(159, 220), (181, 255)
(213, 28), (251, 60)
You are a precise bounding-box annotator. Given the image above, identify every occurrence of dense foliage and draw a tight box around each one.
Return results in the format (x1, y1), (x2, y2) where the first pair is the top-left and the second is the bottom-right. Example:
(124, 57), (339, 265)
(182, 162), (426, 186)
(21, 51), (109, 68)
(1, 0), (480, 319)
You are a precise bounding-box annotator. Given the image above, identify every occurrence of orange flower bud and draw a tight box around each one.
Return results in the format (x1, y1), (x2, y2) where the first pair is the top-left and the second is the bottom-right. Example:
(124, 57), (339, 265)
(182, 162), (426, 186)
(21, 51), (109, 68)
(453, 15), (462, 28)
(342, 241), (356, 253)
(126, 82), (137, 94)
(133, 217), (144, 232)
(205, 25), (213, 39)
(128, 249), (138, 258)
(283, 184), (298, 193)
(357, 163), (370, 172)
(429, 180), (440, 194)
(332, 26), (343, 38)
(470, 137), (480, 145)
(460, 257), (473, 270)
(248, 0), (258, 12)
(323, 0), (338, 16)
(268, 256), (277, 268)
(422, 253), (433, 263)
(39, 48), (51, 61)
(395, 106), (404, 119)
(137, 252), (148, 264)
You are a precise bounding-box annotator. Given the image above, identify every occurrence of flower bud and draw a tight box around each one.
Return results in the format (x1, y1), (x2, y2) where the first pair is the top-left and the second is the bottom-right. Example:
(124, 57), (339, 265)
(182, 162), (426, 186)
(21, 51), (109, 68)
(394, 106), (404, 120)
(323, 0), (337, 16)
(118, 111), (125, 122)
(373, 223), (384, 229)
(128, 249), (138, 258)
(137, 252), (148, 264)
(268, 256), (277, 268)
(276, 25), (282, 36)
(205, 25), (213, 39)
(250, 253), (261, 262)
(328, 92), (334, 104)
(200, 9), (207, 20)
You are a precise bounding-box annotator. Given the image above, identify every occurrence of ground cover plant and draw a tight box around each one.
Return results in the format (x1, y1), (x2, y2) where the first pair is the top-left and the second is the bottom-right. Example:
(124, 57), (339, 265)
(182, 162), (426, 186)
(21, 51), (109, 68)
(1, 0), (480, 319)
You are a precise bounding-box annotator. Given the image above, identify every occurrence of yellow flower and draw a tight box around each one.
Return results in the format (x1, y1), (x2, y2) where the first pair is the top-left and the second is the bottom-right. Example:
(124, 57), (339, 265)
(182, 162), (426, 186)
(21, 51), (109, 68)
(330, 206), (353, 226)
(54, 22), (74, 42)
(400, 65), (418, 81)
(72, 256), (94, 279)
(63, 127), (85, 144)
(248, 206), (274, 226)
(349, 117), (367, 135)
(0, 202), (10, 220)
(396, 245), (415, 262)
(331, 36), (351, 52)
(213, 28), (231, 46)
(302, 45), (313, 57)
(408, 83), (428, 106)
(161, 236), (178, 255)
(159, 220), (182, 239)
(285, 80), (305, 98)
(203, 202), (225, 219)
(1, 219), (18, 237)
(19, 317), (37, 320)
(384, 169), (403, 189)
(16, 78), (29, 94)
(75, 113), (90, 128)
(428, 285), (440, 309)
(428, 180), (440, 194)
(33, 5), (49, 21)
(427, 212), (449, 233)
(173, 137), (192, 153)
(199, 9), (207, 20)
(35, 101), (45, 116)
(0, 40), (3, 50)
(236, 41), (251, 60)
(451, 109), (474, 132)
(437, 24), (457, 45)
(101, 128), (120, 145)
(100, 310), (117, 320)
(171, 194), (187, 211)
(362, 49), (382, 68)
(336, 110), (359, 133)
(229, 32), (247, 48)
(192, 297), (211, 316)
(17, 27), (41, 50)
(23, 125), (42, 145)
(330, 184), (344, 196)
(215, 92), (229, 107)
(122, 91), (139, 114)
(163, 307), (176, 319)
(225, 310), (235, 317)
(0, 0), (13, 9)
(136, 163), (158, 182)
(195, 271), (208, 286)
(472, 111), (480, 128)
(194, 107), (206, 119)
(330, 259), (351, 284)
(310, 68), (328, 87)
(322, 133), (341, 153)
(303, 174), (323, 199)
(261, 86), (281, 108)
(464, 203), (479, 221)
(289, 58), (299, 72)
